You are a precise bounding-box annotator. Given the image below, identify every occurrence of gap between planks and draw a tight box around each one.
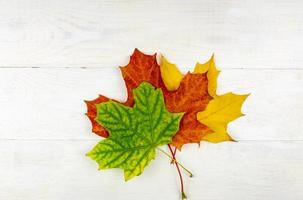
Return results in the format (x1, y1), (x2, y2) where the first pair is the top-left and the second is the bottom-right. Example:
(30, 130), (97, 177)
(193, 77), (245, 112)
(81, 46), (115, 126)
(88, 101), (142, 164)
(0, 138), (303, 142)
(0, 66), (302, 70)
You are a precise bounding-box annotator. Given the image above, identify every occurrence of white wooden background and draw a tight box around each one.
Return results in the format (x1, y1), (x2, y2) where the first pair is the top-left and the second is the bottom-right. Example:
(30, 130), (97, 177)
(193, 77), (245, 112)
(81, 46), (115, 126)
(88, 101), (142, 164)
(0, 0), (302, 199)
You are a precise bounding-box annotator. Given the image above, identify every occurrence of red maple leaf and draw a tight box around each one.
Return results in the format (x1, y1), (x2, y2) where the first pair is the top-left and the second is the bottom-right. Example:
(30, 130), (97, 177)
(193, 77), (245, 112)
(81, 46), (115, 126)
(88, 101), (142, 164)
(85, 49), (164, 137)
(85, 49), (212, 149)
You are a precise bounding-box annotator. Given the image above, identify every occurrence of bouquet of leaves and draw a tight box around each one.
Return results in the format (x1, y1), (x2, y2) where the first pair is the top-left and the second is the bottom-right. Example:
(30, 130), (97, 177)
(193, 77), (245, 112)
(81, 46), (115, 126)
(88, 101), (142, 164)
(85, 49), (248, 199)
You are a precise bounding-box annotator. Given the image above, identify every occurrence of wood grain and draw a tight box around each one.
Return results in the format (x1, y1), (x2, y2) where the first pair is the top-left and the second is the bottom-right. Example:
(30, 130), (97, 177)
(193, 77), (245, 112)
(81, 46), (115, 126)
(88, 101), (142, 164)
(0, 68), (301, 141)
(0, 0), (302, 68)
(0, 140), (302, 200)
(0, 0), (302, 199)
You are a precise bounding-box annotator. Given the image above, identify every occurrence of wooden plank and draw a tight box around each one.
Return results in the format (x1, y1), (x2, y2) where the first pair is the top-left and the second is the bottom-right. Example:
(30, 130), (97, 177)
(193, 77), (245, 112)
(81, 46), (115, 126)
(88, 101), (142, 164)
(0, 140), (302, 200)
(0, 1), (302, 199)
(0, 0), (302, 68)
(0, 68), (301, 141)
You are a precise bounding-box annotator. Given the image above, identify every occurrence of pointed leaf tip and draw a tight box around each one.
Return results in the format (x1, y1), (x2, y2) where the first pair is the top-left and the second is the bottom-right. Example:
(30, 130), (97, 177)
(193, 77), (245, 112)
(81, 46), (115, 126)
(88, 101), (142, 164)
(160, 55), (183, 91)
(194, 54), (220, 98)
(197, 92), (249, 143)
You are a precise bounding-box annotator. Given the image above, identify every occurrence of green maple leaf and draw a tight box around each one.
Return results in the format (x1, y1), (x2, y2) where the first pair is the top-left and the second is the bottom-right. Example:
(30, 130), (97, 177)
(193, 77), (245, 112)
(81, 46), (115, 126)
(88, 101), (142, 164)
(87, 82), (184, 181)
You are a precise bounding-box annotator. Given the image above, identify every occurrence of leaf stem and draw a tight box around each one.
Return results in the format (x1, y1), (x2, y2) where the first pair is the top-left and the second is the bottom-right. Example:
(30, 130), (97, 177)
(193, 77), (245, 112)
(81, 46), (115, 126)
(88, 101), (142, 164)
(157, 147), (194, 177)
(157, 145), (194, 177)
(156, 147), (193, 177)
(168, 144), (186, 200)
(167, 145), (188, 200)
(174, 154), (186, 199)
(170, 146), (177, 163)
(157, 147), (186, 199)
(173, 146), (177, 157)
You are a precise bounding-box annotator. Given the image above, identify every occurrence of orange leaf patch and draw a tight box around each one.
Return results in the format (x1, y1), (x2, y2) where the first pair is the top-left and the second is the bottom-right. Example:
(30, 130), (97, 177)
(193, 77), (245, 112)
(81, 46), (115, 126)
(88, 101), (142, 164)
(85, 49), (165, 138)
(164, 73), (213, 149)
(85, 49), (213, 149)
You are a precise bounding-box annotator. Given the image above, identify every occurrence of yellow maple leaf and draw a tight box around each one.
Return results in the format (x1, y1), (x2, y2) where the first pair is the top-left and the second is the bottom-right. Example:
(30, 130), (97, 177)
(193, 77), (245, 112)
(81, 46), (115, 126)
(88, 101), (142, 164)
(194, 54), (220, 98)
(197, 93), (249, 143)
(160, 55), (183, 91)
(159, 54), (249, 144)
(160, 54), (219, 95)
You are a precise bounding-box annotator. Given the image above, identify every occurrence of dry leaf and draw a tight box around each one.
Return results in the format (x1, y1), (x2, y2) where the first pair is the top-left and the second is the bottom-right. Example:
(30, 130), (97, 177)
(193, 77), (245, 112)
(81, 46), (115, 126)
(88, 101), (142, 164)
(197, 92), (249, 143)
(194, 54), (220, 98)
(86, 49), (248, 149)
(160, 54), (249, 144)
(87, 82), (183, 180)
(160, 55), (183, 91)
(85, 49), (164, 138)
(163, 72), (212, 149)
(85, 95), (110, 138)
(86, 50), (212, 149)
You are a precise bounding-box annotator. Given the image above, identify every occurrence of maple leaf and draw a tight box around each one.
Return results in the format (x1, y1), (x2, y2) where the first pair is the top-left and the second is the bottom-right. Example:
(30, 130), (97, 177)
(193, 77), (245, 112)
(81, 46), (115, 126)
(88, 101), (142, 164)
(120, 49), (164, 105)
(160, 56), (213, 149)
(194, 54), (220, 98)
(86, 49), (248, 149)
(194, 56), (249, 142)
(163, 72), (213, 149)
(87, 82), (183, 181)
(197, 93), (249, 143)
(160, 55), (183, 91)
(161, 55), (249, 144)
(85, 95), (110, 137)
(85, 49), (164, 138)
(86, 49), (213, 149)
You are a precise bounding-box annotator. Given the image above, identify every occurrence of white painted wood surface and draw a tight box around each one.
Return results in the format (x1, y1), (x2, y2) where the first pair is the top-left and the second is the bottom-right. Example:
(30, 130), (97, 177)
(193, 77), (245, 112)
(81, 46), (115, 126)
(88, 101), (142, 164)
(0, 0), (302, 200)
